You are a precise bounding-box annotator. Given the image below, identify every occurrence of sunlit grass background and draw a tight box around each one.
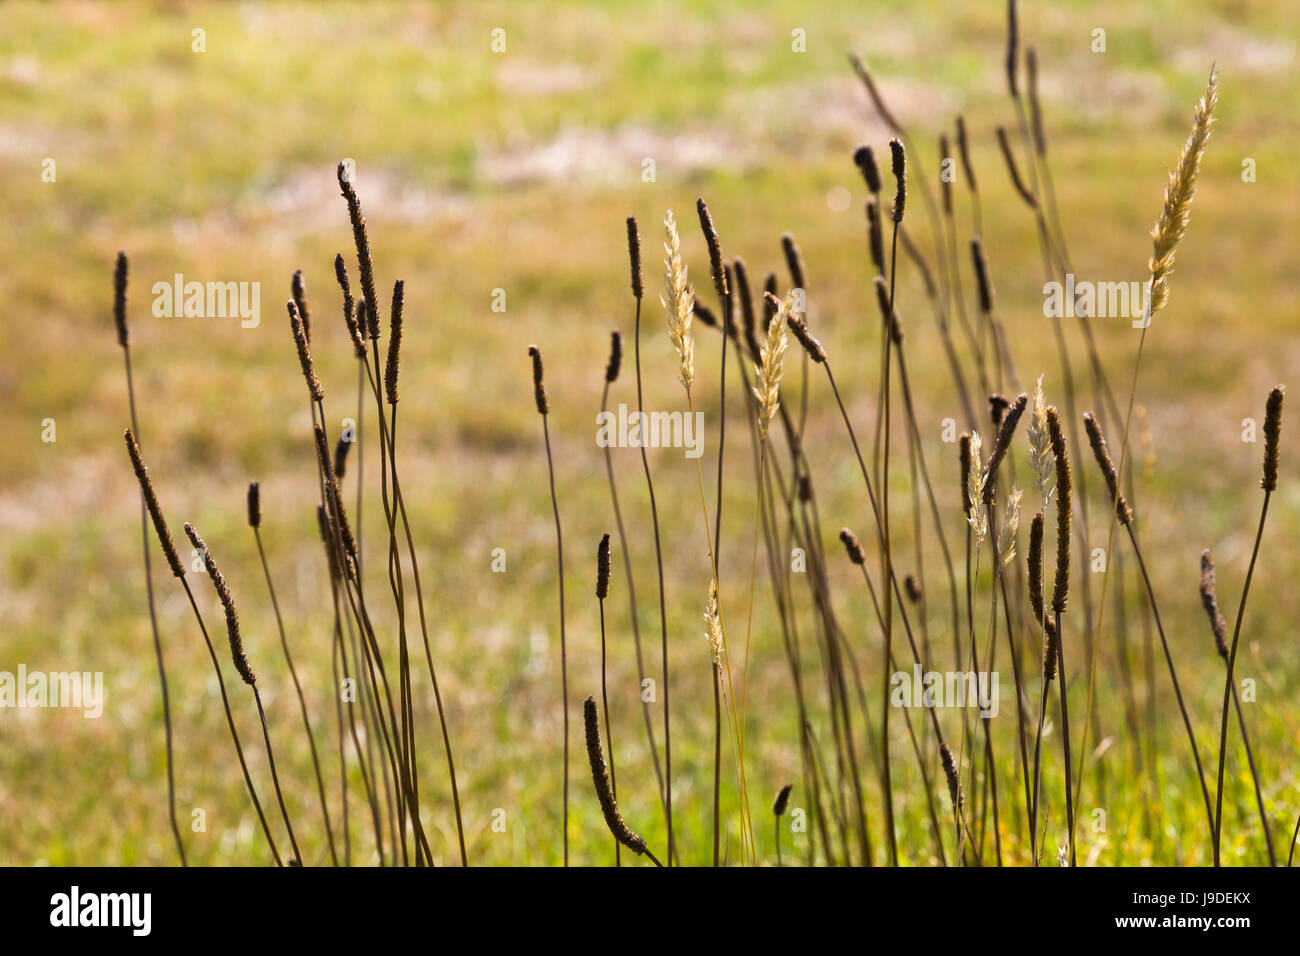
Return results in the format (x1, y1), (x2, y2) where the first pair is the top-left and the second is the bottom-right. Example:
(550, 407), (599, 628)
(2, 0), (1298, 865)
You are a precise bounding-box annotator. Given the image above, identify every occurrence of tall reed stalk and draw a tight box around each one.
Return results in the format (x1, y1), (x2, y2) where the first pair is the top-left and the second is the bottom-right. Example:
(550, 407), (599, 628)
(112, 253), (185, 866)
(248, 481), (337, 865)
(1213, 386), (1284, 865)
(529, 345), (569, 866)
(125, 429), (282, 864)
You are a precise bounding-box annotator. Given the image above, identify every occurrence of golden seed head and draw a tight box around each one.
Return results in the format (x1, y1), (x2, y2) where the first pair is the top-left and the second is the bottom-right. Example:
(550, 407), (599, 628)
(704, 580), (723, 667)
(966, 430), (987, 545)
(998, 486), (1023, 567)
(661, 210), (696, 390)
(1147, 67), (1218, 321)
(1027, 375), (1056, 503)
(753, 291), (792, 441)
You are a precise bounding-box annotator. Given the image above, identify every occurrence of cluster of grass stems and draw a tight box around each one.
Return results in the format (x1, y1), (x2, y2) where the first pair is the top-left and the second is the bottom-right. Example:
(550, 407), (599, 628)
(118, 2), (1289, 866)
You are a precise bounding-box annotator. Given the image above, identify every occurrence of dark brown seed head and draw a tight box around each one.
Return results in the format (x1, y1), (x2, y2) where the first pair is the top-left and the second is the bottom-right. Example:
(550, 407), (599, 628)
(247, 481), (261, 529)
(334, 435), (351, 481)
(996, 126), (1037, 208)
(981, 392), (1029, 500)
(596, 533), (611, 600)
(1028, 511), (1045, 619)
(124, 429), (184, 578)
(989, 393), (1010, 429)
(732, 257), (757, 355)
(1006, 0), (1019, 98)
(839, 528), (866, 565)
(787, 313), (826, 363)
(1030, 510), (1060, 680)
(1047, 406), (1071, 615)
(904, 574), (922, 603)
(185, 523), (255, 686)
(353, 298), (370, 355)
(288, 300), (324, 401)
(316, 505), (342, 581)
(797, 471), (812, 503)
(335, 254), (366, 358)
(873, 275), (893, 325)
(773, 783), (793, 817)
(888, 138), (906, 223)
(722, 263), (737, 338)
(1082, 412), (1133, 526)
(781, 232), (807, 293)
(337, 161), (379, 339)
(584, 696), (650, 856)
(1027, 47), (1046, 155)
(959, 432), (973, 518)
(866, 199), (885, 275)
(970, 237), (994, 313)
(528, 345), (548, 415)
(604, 329), (622, 383)
(1199, 549), (1229, 658)
(939, 133), (953, 215)
(697, 198), (728, 298)
(848, 53), (902, 133)
(314, 425), (357, 570)
(291, 269), (311, 344)
(955, 115), (978, 192)
(1042, 616), (1059, 681)
(626, 216), (643, 300)
(113, 251), (129, 348)
(693, 297), (717, 330)
(763, 274), (778, 325)
(853, 144), (882, 194)
(1262, 385), (1284, 492)
(384, 279), (403, 405)
(940, 742), (964, 809)
(333, 253), (355, 324)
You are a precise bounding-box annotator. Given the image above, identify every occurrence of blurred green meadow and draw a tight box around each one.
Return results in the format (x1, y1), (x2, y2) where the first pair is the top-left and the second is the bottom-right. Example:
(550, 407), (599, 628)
(1, 0), (1298, 865)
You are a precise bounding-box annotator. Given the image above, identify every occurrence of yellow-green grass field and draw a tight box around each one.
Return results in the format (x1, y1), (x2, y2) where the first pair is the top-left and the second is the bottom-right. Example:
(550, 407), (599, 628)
(1, 0), (1298, 865)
